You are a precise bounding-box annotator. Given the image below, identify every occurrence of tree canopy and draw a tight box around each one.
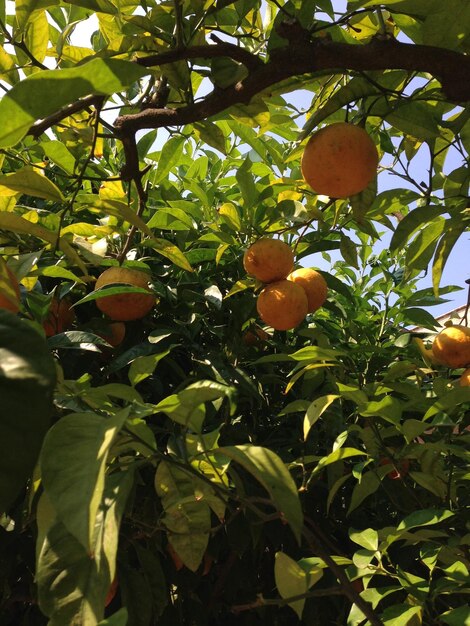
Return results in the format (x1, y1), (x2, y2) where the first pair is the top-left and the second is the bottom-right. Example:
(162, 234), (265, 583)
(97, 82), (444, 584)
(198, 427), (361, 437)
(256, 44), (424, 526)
(0, 2), (469, 625)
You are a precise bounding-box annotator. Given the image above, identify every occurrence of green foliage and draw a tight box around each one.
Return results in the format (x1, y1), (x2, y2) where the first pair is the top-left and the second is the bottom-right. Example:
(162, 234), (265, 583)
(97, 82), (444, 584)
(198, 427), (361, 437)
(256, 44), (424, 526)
(0, 1), (469, 626)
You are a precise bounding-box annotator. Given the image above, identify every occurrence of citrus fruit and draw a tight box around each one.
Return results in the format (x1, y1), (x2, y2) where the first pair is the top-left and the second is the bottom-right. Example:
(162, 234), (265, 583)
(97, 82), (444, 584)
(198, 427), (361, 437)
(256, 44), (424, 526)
(94, 267), (155, 321)
(459, 368), (470, 386)
(301, 122), (379, 198)
(0, 266), (21, 313)
(431, 325), (470, 369)
(287, 267), (327, 313)
(43, 298), (76, 337)
(256, 279), (308, 330)
(243, 238), (294, 283)
(98, 321), (126, 348)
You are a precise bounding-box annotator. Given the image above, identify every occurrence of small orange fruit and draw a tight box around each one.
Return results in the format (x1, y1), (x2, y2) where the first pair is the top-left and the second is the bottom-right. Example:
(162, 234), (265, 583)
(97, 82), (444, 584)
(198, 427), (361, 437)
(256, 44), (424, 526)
(94, 267), (155, 321)
(98, 321), (126, 348)
(432, 326), (470, 369)
(43, 298), (76, 337)
(243, 238), (294, 283)
(459, 368), (470, 386)
(256, 280), (308, 330)
(287, 268), (327, 313)
(301, 122), (379, 198)
(0, 266), (21, 313)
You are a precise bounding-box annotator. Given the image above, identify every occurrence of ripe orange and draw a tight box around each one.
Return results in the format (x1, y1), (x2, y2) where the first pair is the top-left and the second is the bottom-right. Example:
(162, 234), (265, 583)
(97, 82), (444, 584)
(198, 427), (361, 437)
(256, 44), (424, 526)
(301, 122), (379, 198)
(94, 267), (155, 321)
(256, 280), (308, 330)
(0, 266), (21, 313)
(43, 298), (76, 337)
(432, 326), (470, 369)
(459, 368), (470, 386)
(243, 238), (294, 283)
(287, 268), (327, 313)
(98, 321), (126, 348)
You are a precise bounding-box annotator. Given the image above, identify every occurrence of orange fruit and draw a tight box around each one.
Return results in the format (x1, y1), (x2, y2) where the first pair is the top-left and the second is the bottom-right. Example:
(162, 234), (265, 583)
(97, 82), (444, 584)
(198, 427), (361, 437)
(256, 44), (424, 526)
(94, 267), (155, 321)
(243, 238), (294, 283)
(432, 326), (470, 369)
(98, 321), (126, 348)
(43, 298), (76, 337)
(0, 266), (21, 313)
(287, 268), (327, 313)
(459, 368), (470, 386)
(301, 122), (379, 198)
(256, 279), (308, 330)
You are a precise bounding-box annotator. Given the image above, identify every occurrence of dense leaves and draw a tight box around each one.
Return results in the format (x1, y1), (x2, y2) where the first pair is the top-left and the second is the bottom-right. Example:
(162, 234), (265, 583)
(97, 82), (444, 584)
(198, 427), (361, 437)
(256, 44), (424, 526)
(0, 1), (469, 626)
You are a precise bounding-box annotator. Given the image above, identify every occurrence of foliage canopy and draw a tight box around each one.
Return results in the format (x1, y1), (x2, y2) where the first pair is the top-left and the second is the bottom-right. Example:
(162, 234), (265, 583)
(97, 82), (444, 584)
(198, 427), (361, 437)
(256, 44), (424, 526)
(0, 1), (470, 625)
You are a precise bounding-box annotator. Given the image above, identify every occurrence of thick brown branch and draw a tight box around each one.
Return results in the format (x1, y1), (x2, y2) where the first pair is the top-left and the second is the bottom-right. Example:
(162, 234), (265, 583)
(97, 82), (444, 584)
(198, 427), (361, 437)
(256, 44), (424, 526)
(113, 35), (469, 179)
(135, 42), (264, 72)
(116, 37), (470, 137)
(30, 95), (104, 139)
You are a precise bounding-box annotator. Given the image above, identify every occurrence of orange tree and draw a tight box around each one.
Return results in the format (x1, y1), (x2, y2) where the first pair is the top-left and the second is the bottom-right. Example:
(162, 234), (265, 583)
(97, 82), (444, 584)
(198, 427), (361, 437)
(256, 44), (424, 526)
(0, 2), (470, 625)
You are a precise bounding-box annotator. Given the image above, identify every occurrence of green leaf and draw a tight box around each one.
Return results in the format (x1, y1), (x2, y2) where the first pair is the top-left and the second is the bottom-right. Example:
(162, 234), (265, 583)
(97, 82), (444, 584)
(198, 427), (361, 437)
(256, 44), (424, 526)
(154, 380), (235, 433)
(0, 206), (89, 276)
(98, 609), (129, 626)
(142, 237), (193, 272)
(128, 349), (171, 386)
(40, 408), (131, 550)
(423, 1), (470, 51)
(303, 395), (339, 440)
(397, 508), (454, 532)
(0, 58), (149, 147)
(193, 121), (227, 154)
(41, 140), (76, 175)
(349, 528), (378, 551)
(386, 101), (441, 140)
(311, 447), (366, 478)
(380, 604), (422, 625)
(359, 396), (402, 425)
(0, 310), (56, 512)
(340, 233), (359, 269)
(152, 136), (186, 184)
(274, 551), (308, 619)
(0, 167), (64, 201)
(423, 387), (470, 421)
(432, 223), (468, 295)
(389, 205), (444, 252)
(347, 471), (381, 515)
(291, 345), (345, 361)
(300, 76), (381, 140)
(155, 461), (214, 572)
(36, 470), (134, 625)
(440, 605), (470, 626)
(65, 0), (117, 14)
(217, 445), (303, 542)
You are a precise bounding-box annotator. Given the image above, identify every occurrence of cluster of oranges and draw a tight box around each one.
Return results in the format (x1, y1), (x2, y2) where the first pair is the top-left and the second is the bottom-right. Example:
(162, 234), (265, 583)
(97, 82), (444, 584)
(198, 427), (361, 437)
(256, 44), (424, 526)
(0, 263), (155, 348)
(240, 120), (380, 332)
(243, 238), (327, 331)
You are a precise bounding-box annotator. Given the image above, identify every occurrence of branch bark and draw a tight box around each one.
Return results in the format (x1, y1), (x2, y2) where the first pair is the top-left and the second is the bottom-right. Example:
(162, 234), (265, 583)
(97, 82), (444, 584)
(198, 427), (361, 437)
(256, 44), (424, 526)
(25, 24), (470, 184)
